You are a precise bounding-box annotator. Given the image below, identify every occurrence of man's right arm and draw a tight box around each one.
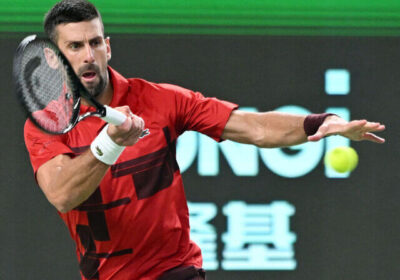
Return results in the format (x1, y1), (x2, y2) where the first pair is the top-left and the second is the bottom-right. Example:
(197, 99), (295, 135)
(37, 151), (109, 213)
(36, 106), (144, 213)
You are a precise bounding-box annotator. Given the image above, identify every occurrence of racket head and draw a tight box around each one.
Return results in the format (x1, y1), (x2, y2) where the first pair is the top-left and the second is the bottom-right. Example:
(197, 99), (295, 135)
(13, 35), (81, 134)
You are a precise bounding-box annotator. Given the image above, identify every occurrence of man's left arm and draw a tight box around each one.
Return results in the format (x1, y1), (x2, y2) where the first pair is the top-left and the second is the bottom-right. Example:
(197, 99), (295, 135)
(221, 110), (385, 148)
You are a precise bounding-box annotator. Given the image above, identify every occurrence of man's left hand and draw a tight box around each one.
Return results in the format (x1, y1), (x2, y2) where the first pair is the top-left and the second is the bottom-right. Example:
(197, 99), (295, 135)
(308, 115), (386, 143)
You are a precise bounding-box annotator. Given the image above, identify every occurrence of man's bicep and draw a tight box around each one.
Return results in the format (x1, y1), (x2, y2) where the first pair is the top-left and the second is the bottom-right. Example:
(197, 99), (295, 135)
(221, 110), (262, 145)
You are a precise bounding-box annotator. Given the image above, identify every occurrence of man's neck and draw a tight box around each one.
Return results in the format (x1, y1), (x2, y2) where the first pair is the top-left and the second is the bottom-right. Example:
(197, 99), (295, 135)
(97, 81), (113, 105)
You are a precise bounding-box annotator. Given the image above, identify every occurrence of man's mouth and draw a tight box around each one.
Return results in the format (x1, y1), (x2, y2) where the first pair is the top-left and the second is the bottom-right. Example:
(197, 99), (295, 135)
(81, 71), (97, 82)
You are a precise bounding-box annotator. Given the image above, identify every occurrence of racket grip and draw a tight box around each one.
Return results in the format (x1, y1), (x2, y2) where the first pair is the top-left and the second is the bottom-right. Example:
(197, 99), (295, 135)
(101, 105), (127, 125)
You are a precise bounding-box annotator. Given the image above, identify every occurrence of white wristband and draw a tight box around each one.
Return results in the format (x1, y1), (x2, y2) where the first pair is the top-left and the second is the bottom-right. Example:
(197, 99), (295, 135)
(90, 125), (126, 165)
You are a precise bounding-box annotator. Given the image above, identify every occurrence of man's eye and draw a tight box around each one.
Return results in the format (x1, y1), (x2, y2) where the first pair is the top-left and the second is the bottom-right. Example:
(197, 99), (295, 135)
(91, 40), (101, 47)
(70, 43), (80, 50)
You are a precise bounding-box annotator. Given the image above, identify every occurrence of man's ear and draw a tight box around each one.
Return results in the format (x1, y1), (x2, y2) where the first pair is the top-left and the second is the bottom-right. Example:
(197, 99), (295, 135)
(43, 47), (59, 69)
(105, 36), (111, 61)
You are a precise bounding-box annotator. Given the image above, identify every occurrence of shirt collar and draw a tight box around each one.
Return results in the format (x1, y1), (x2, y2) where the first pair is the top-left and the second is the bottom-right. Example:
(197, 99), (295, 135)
(108, 66), (130, 107)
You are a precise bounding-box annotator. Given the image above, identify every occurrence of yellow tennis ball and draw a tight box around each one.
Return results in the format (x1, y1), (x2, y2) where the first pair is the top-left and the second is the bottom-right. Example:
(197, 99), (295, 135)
(325, 146), (359, 173)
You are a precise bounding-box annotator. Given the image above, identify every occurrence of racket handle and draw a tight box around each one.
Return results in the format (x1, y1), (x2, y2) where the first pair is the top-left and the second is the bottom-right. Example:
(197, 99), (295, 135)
(101, 106), (149, 138)
(101, 105), (127, 125)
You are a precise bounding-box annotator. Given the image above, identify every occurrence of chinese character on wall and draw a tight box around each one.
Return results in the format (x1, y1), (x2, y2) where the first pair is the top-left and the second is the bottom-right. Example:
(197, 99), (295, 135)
(188, 200), (296, 271)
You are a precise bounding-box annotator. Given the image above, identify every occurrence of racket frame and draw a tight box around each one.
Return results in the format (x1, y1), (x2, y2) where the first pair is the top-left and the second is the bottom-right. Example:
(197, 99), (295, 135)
(13, 34), (123, 135)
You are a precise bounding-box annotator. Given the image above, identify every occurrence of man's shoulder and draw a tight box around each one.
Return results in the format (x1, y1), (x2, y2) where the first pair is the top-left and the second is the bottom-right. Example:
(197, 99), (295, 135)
(24, 118), (41, 135)
(127, 78), (192, 98)
(109, 67), (190, 96)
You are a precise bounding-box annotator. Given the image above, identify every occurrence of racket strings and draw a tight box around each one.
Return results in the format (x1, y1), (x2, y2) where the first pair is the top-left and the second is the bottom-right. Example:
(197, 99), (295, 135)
(18, 41), (76, 133)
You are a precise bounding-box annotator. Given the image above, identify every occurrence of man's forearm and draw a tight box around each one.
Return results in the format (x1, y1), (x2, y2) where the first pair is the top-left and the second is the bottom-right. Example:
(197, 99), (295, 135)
(254, 112), (308, 148)
(222, 110), (308, 148)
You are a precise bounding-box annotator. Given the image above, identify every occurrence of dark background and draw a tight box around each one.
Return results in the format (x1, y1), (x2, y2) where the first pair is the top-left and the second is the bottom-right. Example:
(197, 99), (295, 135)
(1, 34), (399, 279)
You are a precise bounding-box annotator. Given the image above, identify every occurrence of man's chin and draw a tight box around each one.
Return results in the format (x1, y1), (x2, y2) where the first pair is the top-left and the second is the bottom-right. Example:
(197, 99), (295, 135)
(80, 75), (106, 98)
(81, 81), (97, 91)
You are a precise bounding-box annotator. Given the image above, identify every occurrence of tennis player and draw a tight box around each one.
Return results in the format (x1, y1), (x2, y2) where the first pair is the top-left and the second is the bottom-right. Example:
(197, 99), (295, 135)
(23, 0), (385, 279)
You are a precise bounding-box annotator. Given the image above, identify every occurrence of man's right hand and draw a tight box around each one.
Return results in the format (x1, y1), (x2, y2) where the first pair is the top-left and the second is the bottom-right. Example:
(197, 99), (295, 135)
(106, 106), (145, 146)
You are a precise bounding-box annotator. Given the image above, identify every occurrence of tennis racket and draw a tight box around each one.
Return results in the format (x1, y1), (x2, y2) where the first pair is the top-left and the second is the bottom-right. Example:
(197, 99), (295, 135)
(13, 34), (145, 135)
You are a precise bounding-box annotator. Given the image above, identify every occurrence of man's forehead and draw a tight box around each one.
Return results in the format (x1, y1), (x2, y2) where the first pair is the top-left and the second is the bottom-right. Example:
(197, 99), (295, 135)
(56, 18), (104, 42)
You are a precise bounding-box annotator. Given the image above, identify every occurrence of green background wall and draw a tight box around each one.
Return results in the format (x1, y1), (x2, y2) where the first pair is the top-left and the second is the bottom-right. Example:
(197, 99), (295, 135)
(1, 0), (400, 35)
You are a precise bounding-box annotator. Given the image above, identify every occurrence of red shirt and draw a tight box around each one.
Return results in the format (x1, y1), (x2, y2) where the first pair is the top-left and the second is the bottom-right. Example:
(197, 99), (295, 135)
(24, 67), (237, 279)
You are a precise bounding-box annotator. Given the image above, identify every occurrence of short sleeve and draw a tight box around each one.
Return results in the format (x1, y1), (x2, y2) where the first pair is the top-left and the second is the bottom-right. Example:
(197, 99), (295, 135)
(24, 119), (73, 174)
(165, 85), (238, 141)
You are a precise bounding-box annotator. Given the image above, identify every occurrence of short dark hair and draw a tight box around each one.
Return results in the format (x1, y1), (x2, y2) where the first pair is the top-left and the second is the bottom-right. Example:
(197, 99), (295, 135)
(44, 0), (103, 41)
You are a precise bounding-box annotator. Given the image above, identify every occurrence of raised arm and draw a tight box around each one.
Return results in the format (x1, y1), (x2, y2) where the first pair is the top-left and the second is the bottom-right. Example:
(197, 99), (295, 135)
(221, 110), (385, 148)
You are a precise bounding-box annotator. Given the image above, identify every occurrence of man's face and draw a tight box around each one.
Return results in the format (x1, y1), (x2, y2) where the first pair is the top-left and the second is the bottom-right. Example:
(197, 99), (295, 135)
(55, 18), (111, 98)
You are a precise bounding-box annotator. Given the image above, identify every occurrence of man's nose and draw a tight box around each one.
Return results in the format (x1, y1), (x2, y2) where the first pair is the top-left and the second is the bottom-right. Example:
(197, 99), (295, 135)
(84, 44), (95, 63)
